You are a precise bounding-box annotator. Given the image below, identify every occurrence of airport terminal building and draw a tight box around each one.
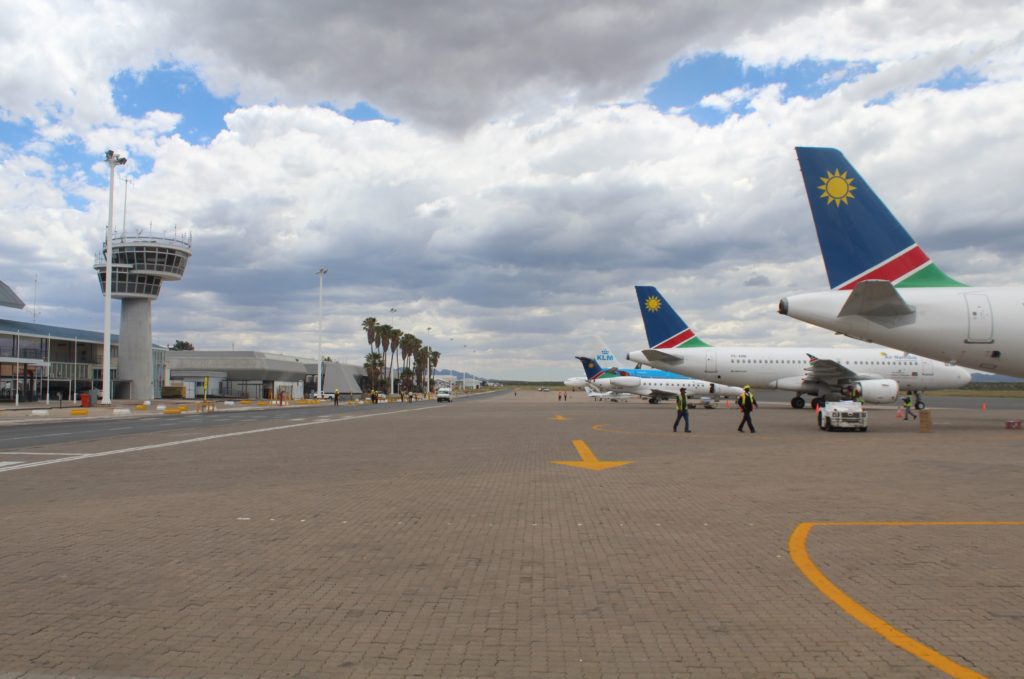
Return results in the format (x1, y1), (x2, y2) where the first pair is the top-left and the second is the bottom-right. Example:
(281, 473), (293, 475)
(0, 316), (366, 404)
(2, 273), (367, 404)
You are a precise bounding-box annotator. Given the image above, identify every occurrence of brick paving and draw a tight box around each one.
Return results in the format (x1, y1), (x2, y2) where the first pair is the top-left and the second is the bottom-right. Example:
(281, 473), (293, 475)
(0, 391), (1022, 677)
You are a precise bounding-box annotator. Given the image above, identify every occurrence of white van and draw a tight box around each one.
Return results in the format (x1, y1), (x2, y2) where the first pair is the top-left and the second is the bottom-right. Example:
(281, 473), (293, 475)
(436, 387), (452, 403)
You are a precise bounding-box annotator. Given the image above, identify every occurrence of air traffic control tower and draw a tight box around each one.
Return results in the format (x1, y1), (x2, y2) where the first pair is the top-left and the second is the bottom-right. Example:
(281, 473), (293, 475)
(94, 231), (192, 400)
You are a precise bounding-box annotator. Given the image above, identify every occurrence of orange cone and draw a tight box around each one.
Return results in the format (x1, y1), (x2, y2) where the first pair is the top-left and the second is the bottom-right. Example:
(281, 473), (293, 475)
(982, 402), (987, 412)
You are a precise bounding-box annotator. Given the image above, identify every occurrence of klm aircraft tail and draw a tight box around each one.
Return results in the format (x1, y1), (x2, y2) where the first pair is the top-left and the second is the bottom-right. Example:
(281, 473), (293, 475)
(634, 286), (711, 349)
(795, 147), (963, 290)
(576, 356), (606, 381)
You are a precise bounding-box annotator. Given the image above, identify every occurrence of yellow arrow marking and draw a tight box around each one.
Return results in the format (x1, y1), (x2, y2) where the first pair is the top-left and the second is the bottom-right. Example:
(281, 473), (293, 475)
(552, 415), (568, 421)
(552, 439), (632, 471)
(790, 521), (1024, 679)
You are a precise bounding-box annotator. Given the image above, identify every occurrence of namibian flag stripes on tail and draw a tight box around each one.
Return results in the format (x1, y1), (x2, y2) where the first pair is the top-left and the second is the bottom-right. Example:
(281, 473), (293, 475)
(653, 328), (696, 349)
(634, 286), (711, 349)
(795, 147), (964, 290)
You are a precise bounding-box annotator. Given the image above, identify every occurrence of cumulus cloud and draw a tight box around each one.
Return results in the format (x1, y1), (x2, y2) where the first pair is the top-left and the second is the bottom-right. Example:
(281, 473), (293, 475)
(1, 1), (1023, 379)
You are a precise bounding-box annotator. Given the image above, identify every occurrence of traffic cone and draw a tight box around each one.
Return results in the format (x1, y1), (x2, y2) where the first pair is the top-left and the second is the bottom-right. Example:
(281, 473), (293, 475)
(981, 402), (987, 412)
(815, 403), (820, 414)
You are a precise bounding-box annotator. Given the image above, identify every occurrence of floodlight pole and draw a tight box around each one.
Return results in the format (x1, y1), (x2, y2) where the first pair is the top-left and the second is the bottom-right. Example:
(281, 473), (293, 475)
(101, 150), (127, 405)
(316, 267), (327, 397)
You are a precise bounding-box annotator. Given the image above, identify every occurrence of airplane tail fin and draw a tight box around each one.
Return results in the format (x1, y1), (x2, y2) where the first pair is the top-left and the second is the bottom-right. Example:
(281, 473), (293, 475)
(576, 356), (606, 381)
(795, 147), (963, 290)
(591, 336), (622, 368)
(634, 286), (711, 349)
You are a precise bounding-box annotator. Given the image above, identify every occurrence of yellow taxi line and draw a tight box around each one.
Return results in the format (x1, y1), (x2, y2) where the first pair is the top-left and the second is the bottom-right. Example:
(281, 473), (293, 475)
(789, 521), (1024, 679)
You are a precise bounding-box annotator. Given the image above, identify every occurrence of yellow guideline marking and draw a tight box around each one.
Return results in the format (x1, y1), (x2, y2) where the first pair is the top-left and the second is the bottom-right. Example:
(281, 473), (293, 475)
(790, 521), (1024, 679)
(552, 439), (632, 471)
(552, 415), (568, 421)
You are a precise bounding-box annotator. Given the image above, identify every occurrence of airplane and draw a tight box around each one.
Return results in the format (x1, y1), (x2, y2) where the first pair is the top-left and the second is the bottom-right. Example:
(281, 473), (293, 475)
(564, 337), (623, 389)
(582, 384), (633, 402)
(626, 285), (972, 409)
(572, 355), (742, 405)
(778, 146), (1024, 378)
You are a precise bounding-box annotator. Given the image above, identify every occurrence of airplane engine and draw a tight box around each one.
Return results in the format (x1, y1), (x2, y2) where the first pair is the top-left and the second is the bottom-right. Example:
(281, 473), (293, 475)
(564, 377), (588, 388)
(854, 379), (899, 403)
(609, 376), (642, 389)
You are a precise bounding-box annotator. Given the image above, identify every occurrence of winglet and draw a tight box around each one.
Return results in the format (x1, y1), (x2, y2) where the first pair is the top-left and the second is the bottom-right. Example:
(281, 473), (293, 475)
(795, 147), (963, 290)
(634, 286), (711, 349)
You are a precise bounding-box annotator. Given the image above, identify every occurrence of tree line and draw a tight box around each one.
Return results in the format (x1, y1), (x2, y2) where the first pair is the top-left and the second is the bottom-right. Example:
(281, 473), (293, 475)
(361, 317), (440, 394)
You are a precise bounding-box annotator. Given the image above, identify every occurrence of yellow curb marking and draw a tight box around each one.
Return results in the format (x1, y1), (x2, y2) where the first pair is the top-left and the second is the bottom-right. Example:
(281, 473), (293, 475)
(790, 521), (1024, 679)
(552, 439), (632, 471)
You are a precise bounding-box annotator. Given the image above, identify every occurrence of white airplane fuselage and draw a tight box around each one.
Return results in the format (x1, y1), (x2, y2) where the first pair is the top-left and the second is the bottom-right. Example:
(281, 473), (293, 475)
(780, 287), (1024, 378)
(626, 345), (971, 403)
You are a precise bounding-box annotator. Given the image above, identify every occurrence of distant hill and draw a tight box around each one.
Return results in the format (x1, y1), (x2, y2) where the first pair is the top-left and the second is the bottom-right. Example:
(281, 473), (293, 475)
(970, 372), (1024, 383)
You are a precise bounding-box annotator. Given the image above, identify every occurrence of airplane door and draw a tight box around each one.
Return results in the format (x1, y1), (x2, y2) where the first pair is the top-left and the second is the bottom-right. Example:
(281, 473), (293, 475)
(965, 293), (994, 343)
(705, 350), (717, 373)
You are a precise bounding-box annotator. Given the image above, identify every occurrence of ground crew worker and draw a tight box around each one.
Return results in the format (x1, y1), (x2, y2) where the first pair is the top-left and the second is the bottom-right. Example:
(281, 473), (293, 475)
(673, 387), (691, 433)
(737, 385), (757, 433)
(333, 388), (340, 406)
(902, 393), (917, 420)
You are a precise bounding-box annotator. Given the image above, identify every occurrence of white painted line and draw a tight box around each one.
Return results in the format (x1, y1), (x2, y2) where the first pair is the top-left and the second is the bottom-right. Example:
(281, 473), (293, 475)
(0, 404), (444, 475)
(0, 451), (78, 456)
(0, 461), (25, 468)
(1, 432), (72, 442)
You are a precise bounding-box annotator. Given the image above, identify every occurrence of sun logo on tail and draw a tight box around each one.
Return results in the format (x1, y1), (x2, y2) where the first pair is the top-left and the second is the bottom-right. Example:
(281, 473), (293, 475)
(644, 296), (662, 313)
(818, 169), (856, 206)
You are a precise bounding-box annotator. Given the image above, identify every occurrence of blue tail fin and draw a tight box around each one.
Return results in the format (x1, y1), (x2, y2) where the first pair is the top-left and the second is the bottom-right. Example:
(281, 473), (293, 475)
(576, 356), (605, 380)
(634, 286), (710, 349)
(795, 147), (962, 290)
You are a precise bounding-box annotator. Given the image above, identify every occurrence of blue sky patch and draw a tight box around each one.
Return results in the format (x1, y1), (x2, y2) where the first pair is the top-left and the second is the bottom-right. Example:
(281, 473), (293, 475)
(646, 53), (876, 126)
(343, 101), (399, 124)
(924, 66), (985, 92)
(0, 118), (36, 151)
(112, 64), (237, 145)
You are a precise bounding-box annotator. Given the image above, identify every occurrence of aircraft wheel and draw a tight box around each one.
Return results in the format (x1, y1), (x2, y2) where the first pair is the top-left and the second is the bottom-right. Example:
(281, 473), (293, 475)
(648, 398), (658, 404)
(811, 397), (824, 409)
(791, 396), (806, 409)
(915, 400), (925, 410)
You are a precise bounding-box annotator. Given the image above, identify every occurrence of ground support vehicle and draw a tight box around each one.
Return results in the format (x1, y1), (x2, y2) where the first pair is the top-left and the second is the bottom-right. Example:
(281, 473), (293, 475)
(817, 400), (867, 431)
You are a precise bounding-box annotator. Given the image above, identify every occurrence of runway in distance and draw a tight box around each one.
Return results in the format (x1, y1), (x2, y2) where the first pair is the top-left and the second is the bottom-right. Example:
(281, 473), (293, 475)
(568, 356), (742, 405)
(779, 146), (1024, 378)
(627, 285), (972, 408)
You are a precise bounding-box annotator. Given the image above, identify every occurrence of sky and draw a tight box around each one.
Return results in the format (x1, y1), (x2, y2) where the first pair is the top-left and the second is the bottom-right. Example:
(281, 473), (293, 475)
(1, 0), (1022, 381)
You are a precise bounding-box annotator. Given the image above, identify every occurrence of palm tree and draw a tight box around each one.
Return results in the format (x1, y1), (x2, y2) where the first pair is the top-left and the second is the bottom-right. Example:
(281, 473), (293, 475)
(429, 350), (441, 392)
(415, 345), (430, 391)
(363, 352), (384, 392)
(375, 324), (392, 391)
(361, 317), (378, 386)
(387, 326), (403, 394)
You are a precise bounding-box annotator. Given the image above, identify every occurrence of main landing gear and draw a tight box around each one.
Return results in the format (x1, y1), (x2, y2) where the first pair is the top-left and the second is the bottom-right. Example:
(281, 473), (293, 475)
(791, 396), (826, 409)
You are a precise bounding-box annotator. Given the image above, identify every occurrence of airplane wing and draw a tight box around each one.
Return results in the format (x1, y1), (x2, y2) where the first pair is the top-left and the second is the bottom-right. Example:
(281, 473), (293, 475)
(649, 387), (679, 399)
(805, 354), (881, 384)
(838, 280), (915, 320)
